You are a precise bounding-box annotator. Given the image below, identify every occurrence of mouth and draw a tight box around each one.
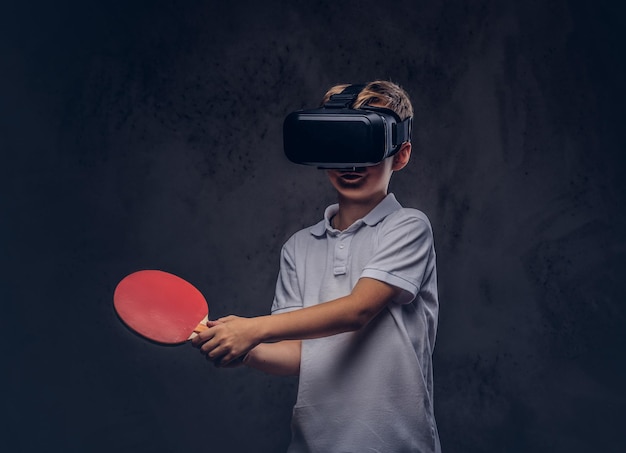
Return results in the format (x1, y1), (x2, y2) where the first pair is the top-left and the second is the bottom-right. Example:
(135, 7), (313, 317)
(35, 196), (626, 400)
(335, 170), (367, 185)
(339, 173), (364, 181)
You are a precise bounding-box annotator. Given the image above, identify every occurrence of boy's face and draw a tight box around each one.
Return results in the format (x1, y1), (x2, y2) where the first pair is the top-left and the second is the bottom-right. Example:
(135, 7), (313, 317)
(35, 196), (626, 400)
(325, 143), (411, 204)
(325, 100), (411, 204)
(326, 103), (411, 202)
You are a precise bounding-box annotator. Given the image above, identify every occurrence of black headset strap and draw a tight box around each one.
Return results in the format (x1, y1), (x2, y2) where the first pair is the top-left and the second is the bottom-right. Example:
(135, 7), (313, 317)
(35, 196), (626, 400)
(394, 117), (412, 145)
(324, 84), (366, 108)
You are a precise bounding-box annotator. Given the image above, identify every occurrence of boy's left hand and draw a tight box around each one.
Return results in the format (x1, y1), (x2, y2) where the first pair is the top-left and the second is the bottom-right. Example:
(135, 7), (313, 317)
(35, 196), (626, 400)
(191, 316), (260, 366)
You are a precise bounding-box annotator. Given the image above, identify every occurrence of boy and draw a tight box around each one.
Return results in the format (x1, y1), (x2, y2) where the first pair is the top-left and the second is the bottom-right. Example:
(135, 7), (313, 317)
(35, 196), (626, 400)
(192, 81), (441, 452)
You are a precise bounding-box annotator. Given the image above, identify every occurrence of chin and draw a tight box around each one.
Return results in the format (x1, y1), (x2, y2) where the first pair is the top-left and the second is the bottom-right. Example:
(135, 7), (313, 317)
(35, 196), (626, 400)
(336, 188), (386, 203)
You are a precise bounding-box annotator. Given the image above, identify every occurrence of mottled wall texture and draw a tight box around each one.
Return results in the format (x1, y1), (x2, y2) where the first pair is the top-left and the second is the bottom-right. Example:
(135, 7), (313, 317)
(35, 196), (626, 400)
(2, 0), (625, 452)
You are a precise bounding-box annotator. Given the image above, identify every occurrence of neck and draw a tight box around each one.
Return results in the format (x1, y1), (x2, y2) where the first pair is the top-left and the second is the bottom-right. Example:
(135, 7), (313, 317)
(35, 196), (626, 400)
(332, 192), (387, 230)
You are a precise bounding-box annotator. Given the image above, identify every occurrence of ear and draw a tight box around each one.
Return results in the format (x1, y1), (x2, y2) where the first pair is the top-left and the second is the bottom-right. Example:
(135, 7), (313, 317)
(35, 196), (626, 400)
(391, 142), (411, 171)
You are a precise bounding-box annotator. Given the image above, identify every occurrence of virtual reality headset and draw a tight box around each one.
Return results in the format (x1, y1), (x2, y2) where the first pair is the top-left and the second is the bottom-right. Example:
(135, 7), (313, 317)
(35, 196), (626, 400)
(283, 84), (412, 169)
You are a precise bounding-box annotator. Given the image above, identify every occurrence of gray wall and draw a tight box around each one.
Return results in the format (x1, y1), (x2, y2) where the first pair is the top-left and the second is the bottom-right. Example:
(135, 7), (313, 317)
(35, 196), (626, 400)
(2, 1), (625, 452)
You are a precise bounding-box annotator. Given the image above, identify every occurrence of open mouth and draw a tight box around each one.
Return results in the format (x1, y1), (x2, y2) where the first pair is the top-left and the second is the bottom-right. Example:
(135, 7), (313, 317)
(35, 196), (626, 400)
(329, 167), (367, 186)
(340, 173), (363, 181)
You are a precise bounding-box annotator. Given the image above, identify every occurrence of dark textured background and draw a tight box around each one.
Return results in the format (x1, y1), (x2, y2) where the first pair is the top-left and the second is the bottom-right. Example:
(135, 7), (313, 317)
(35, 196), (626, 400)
(2, 1), (625, 452)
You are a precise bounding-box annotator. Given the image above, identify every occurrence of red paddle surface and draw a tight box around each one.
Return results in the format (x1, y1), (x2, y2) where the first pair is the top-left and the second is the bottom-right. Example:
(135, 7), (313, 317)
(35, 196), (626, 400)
(114, 270), (208, 344)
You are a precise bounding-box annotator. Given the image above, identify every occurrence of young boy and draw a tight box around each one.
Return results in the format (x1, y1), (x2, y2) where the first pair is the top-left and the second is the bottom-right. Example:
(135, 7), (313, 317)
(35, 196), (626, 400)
(192, 81), (441, 452)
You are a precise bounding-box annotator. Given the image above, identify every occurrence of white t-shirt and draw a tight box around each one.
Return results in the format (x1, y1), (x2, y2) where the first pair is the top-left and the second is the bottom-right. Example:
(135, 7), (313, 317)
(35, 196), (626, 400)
(272, 194), (441, 453)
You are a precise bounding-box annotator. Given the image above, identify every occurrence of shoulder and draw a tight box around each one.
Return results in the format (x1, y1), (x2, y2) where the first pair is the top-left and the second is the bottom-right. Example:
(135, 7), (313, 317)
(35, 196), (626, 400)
(281, 219), (325, 251)
(381, 207), (433, 235)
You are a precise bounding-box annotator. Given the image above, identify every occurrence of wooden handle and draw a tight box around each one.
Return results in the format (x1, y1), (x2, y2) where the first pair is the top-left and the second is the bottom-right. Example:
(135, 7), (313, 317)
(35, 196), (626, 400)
(187, 314), (209, 340)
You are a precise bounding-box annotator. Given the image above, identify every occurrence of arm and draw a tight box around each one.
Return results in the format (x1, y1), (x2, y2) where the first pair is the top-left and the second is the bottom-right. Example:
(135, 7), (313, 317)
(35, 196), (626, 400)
(243, 340), (301, 376)
(191, 277), (400, 365)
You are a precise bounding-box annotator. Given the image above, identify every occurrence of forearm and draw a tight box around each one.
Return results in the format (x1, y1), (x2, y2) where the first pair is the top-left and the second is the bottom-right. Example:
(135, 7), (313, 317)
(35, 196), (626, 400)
(196, 278), (399, 366)
(257, 277), (399, 343)
(244, 340), (301, 376)
(257, 297), (360, 343)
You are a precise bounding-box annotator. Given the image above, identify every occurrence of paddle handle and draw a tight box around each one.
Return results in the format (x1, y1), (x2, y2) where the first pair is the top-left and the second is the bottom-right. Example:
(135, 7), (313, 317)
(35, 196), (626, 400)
(187, 314), (209, 340)
(188, 314), (247, 365)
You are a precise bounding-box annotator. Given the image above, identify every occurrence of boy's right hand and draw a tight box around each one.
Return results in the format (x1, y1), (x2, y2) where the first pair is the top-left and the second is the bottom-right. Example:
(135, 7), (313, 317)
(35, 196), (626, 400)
(191, 316), (261, 367)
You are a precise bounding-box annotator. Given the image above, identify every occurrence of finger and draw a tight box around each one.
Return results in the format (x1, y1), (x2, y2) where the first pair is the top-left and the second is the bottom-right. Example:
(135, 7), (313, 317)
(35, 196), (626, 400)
(205, 340), (242, 363)
(199, 338), (221, 355)
(202, 337), (237, 360)
(216, 350), (246, 367)
(214, 355), (245, 368)
(206, 320), (222, 327)
(212, 353), (230, 367)
(221, 358), (244, 368)
(191, 328), (215, 347)
(212, 354), (227, 367)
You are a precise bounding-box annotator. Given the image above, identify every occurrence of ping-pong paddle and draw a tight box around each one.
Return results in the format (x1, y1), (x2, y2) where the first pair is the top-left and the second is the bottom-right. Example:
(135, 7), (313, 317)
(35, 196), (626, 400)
(114, 270), (209, 344)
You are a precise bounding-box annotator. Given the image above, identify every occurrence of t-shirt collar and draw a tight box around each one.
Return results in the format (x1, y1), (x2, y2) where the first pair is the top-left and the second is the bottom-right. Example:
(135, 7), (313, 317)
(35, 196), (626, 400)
(310, 193), (402, 237)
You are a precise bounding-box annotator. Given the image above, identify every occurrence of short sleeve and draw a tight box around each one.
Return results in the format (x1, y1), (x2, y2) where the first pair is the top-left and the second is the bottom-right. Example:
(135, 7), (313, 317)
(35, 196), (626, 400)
(271, 236), (303, 314)
(361, 211), (435, 304)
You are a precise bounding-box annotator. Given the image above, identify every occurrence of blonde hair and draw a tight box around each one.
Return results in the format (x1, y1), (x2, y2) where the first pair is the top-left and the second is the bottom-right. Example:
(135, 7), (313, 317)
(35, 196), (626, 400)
(320, 80), (413, 121)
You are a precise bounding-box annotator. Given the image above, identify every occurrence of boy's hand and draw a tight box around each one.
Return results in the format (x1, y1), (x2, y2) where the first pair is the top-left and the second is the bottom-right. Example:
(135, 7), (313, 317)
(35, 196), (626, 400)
(191, 316), (261, 366)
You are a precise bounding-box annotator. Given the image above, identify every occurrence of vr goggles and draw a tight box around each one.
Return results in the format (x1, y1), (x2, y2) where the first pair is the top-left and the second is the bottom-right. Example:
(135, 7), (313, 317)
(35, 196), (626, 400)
(283, 84), (412, 169)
